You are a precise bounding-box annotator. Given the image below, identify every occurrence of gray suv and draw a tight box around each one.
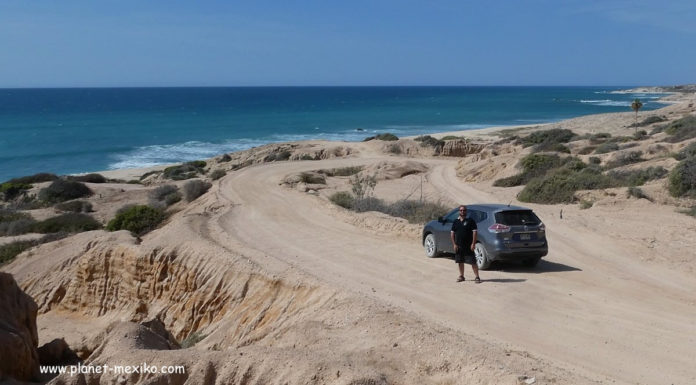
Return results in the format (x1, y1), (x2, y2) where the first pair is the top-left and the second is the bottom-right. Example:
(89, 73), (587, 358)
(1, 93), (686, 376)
(422, 204), (548, 269)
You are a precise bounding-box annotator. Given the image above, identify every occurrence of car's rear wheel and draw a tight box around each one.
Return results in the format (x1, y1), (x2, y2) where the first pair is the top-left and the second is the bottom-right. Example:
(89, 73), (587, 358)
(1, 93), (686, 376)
(522, 256), (541, 267)
(424, 233), (439, 258)
(474, 243), (491, 269)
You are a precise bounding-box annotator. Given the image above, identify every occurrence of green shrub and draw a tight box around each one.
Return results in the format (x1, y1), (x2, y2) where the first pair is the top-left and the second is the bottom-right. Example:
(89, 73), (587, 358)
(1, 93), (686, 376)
(320, 166), (363, 177)
(210, 169), (226, 180)
(181, 331), (207, 348)
(163, 161), (207, 180)
(0, 210), (36, 236)
(340, 196), (450, 224)
(604, 151), (644, 169)
(163, 193), (181, 206)
(299, 172), (326, 184)
(4, 194), (45, 210)
(387, 143), (402, 154)
(38, 180), (92, 203)
(67, 173), (107, 183)
(594, 142), (620, 154)
(650, 125), (666, 135)
(218, 154), (232, 163)
(32, 213), (101, 233)
(518, 168), (611, 204)
(632, 130), (648, 141)
(521, 153), (566, 176)
(668, 157), (696, 197)
(364, 133), (398, 141)
(607, 166), (668, 187)
(610, 136), (634, 143)
(3, 173), (58, 185)
(299, 154), (315, 161)
(264, 150), (292, 162)
(0, 240), (35, 264)
(107, 205), (165, 235)
(352, 196), (388, 213)
(579, 200), (593, 209)
(0, 182), (33, 201)
(589, 133), (612, 144)
(55, 200), (93, 213)
(681, 206), (696, 218)
(518, 128), (575, 151)
(0, 209), (32, 224)
(149, 185), (181, 207)
(385, 199), (451, 224)
(182, 180), (212, 202)
(0, 172), (60, 200)
(550, 144), (571, 153)
(415, 135), (445, 149)
(664, 116), (696, 142)
(493, 174), (526, 187)
(578, 146), (596, 155)
(673, 142), (696, 160)
(629, 115), (667, 127)
(619, 143), (639, 150)
(493, 154), (567, 187)
(350, 174), (377, 199)
(627, 187), (651, 201)
(589, 156), (601, 165)
(0, 233), (66, 265)
(376, 133), (399, 141)
(140, 170), (162, 181)
(329, 191), (354, 209)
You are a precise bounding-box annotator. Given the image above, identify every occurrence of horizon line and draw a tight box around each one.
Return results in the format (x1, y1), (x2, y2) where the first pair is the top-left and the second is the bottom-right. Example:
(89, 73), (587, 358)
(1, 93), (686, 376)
(0, 84), (659, 90)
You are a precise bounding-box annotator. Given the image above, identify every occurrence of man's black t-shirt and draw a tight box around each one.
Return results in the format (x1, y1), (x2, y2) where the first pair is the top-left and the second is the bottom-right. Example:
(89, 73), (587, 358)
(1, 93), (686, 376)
(451, 218), (477, 247)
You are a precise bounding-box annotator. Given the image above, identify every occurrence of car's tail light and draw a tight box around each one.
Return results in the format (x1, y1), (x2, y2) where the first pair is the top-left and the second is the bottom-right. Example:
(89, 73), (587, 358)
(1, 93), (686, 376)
(488, 223), (511, 233)
(538, 222), (546, 232)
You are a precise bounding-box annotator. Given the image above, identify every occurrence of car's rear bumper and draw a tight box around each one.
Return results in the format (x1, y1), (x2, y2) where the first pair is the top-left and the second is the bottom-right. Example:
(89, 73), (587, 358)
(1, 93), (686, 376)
(488, 245), (548, 261)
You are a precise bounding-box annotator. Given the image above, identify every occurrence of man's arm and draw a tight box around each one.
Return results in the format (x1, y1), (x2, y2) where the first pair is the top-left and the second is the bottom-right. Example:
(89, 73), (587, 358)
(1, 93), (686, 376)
(451, 231), (457, 251)
(471, 230), (477, 251)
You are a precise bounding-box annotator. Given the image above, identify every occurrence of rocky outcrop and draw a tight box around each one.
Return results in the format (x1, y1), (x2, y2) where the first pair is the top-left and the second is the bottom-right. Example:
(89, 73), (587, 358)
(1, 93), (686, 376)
(440, 140), (484, 157)
(0, 272), (40, 382)
(361, 161), (428, 180)
(37, 338), (79, 367)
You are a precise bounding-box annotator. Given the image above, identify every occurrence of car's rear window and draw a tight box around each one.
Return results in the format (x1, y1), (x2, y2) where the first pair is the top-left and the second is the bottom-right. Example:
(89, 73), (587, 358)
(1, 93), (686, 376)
(495, 210), (540, 226)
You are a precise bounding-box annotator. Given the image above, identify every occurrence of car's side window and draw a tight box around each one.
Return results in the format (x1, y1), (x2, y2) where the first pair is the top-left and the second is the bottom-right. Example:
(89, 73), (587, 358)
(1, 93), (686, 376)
(469, 210), (487, 223)
(444, 209), (459, 223)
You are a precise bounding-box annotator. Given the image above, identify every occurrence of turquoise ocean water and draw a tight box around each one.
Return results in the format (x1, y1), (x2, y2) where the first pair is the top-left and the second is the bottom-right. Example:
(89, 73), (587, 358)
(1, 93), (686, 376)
(0, 87), (665, 181)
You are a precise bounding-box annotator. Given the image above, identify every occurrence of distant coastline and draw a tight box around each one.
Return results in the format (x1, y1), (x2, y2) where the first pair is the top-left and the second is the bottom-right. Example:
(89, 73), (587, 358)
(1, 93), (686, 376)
(0, 86), (679, 181)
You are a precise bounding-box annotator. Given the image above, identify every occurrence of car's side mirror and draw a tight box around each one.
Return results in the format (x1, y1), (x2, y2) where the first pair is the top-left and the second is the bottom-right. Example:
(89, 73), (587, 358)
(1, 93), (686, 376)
(438, 216), (445, 223)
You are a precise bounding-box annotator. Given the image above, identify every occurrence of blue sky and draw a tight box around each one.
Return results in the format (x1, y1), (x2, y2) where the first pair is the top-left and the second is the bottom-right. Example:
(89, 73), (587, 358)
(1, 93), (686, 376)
(1, 0), (694, 87)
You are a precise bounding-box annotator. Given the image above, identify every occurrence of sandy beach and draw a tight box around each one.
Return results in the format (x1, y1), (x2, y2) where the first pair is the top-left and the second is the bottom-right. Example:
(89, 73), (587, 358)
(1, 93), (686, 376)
(2, 89), (696, 385)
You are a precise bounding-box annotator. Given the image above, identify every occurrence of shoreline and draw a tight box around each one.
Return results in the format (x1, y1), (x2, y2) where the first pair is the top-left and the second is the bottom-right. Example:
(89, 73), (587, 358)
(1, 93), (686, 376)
(96, 89), (694, 181)
(2, 86), (688, 183)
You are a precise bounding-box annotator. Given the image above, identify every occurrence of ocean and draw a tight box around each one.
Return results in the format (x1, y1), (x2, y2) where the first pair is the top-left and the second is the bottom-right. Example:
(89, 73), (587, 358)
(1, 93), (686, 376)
(0, 86), (666, 182)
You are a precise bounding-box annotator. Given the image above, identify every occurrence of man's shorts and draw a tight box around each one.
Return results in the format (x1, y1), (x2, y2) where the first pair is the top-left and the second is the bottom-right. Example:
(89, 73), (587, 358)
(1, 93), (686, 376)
(454, 247), (476, 264)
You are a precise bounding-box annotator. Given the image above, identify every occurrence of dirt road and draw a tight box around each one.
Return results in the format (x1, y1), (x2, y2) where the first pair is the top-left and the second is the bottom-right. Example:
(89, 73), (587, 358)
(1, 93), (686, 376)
(212, 155), (696, 385)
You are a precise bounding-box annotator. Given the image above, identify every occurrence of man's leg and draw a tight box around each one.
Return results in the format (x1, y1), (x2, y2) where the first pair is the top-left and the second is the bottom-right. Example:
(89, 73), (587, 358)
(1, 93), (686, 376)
(471, 261), (481, 282)
(458, 263), (465, 277)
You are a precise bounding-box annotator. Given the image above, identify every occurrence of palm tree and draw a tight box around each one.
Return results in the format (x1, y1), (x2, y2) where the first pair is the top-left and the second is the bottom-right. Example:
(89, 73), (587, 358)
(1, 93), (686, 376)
(631, 98), (643, 125)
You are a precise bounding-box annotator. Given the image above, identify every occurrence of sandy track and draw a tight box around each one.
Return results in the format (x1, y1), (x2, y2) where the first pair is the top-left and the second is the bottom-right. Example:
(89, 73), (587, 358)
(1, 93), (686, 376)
(214, 155), (696, 385)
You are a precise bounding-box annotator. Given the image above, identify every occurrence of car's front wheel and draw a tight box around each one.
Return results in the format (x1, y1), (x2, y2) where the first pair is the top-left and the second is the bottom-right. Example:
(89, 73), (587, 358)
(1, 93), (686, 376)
(474, 243), (491, 269)
(424, 233), (439, 258)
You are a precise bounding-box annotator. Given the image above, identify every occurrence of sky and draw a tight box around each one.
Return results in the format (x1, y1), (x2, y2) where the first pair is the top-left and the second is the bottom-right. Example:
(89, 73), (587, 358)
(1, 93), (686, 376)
(0, 0), (694, 87)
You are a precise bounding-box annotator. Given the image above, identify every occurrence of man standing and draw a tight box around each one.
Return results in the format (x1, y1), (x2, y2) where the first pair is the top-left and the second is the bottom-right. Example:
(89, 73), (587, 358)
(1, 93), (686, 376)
(451, 205), (481, 283)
